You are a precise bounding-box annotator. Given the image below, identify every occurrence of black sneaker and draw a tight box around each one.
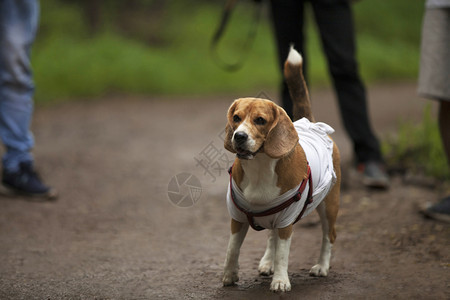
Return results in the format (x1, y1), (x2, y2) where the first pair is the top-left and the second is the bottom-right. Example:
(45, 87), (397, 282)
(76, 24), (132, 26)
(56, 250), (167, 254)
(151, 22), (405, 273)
(420, 196), (450, 223)
(2, 162), (57, 199)
(357, 161), (390, 189)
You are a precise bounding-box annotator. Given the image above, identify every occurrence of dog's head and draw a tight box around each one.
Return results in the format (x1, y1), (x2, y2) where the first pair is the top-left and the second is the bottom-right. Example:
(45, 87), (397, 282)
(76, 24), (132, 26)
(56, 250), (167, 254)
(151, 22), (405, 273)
(224, 98), (299, 160)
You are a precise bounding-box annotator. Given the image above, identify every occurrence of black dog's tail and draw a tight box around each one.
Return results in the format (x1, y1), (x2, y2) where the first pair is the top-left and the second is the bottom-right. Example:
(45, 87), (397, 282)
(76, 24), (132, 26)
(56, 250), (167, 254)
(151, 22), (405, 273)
(283, 46), (315, 122)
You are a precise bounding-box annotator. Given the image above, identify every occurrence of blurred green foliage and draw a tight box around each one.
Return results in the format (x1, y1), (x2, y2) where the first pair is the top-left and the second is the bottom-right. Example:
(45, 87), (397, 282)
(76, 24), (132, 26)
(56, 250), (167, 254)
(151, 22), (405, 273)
(32, 0), (425, 103)
(383, 105), (450, 180)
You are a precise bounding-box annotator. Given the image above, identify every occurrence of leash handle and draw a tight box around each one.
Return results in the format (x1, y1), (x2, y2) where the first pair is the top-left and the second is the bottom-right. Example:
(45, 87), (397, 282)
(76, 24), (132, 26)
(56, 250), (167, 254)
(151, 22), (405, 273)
(210, 0), (262, 72)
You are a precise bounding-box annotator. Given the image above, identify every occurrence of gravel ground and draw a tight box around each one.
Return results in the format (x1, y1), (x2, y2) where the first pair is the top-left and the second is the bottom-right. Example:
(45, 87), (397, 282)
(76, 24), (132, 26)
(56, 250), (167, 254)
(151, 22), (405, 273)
(0, 83), (448, 299)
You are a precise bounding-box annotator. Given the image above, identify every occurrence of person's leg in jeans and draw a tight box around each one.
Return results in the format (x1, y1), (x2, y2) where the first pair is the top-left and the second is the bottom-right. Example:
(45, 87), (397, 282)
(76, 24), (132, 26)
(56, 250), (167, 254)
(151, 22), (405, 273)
(0, 0), (37, 170)
(0, 0), (55, 197)
(311, 0), (388, 188)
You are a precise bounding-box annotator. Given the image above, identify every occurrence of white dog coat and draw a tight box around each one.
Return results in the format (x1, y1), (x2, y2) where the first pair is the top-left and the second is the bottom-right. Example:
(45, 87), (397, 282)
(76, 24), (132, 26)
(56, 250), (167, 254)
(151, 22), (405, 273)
(227, 118), (337, 230)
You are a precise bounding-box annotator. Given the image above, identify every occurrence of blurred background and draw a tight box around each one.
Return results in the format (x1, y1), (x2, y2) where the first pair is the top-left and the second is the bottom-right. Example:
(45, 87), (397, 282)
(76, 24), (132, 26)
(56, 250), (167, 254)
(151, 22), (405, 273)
(33, 0), (423, 103)
(32, 0), (448, 180)
(1, 2), (448, 298)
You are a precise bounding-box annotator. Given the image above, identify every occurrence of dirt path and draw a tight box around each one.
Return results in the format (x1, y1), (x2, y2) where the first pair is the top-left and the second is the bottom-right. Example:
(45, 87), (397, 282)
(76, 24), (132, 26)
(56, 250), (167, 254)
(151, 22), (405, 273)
(0, 83), (448, 299)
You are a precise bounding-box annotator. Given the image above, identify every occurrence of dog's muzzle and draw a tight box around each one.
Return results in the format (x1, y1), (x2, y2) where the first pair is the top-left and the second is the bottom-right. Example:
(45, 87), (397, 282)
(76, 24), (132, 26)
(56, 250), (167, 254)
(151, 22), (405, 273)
(233, 131), (259, 160)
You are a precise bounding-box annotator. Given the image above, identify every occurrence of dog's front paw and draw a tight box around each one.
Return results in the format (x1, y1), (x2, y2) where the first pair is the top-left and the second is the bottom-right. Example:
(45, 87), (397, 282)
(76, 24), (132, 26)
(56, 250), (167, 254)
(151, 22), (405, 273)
(258, 260), (274, 276)
(222, 270), (239, 286)
(309, 264), (329, 277)
(270, 275), (291, 292)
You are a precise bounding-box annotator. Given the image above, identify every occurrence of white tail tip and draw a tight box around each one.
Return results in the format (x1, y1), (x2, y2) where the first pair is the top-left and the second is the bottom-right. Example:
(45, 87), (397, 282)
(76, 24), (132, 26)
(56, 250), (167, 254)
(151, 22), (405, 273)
(287, 45), (302, 65)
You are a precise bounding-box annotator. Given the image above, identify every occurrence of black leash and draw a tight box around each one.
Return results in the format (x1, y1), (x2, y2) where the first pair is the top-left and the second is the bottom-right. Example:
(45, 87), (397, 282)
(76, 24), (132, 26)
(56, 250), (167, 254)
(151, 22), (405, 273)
(210, 0), (263, 72)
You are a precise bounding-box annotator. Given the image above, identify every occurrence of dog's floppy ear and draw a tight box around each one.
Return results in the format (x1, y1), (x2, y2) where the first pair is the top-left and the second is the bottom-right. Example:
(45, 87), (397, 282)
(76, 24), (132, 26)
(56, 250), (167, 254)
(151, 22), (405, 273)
(264, 106), (299, 158)
(224, 100), (238, 153)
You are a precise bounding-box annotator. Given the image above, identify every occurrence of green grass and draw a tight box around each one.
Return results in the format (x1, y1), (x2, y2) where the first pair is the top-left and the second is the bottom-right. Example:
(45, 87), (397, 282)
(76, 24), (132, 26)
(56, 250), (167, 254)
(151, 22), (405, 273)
(382, 105), (450, 180)
(353, 1), (423, 82)
(32, 0), (425, 104)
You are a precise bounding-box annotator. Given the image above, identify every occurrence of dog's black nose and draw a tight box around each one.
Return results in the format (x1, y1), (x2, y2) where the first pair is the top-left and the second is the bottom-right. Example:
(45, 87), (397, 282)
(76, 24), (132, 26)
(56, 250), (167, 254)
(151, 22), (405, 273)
(234, 131), (248, 144)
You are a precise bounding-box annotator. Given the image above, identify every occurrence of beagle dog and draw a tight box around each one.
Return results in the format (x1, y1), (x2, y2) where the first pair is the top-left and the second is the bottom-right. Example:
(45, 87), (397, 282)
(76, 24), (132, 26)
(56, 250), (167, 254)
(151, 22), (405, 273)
(222, 47), (341, 292)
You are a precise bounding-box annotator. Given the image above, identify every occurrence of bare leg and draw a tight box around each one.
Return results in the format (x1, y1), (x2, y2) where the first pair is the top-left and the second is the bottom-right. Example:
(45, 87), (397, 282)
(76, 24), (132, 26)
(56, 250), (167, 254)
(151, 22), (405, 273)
(439, 101), (450, 165)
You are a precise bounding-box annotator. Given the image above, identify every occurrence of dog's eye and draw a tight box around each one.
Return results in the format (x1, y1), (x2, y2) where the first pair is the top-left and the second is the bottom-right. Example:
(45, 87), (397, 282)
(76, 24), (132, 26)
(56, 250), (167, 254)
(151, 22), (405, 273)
(254, 117), (266, 125)
(233, 115), (241, 123)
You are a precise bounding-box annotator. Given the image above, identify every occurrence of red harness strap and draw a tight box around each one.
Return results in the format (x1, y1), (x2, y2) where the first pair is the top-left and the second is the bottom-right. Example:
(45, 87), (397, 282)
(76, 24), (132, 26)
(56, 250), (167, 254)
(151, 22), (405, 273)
(228, 165), (313, 231)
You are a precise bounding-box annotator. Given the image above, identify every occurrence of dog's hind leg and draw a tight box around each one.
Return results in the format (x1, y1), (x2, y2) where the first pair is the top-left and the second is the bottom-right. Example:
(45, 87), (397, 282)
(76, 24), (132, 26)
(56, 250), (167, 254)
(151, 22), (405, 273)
(309, 200), (333, 277)
(310, 159), (340, 276)
(223, 219), (249, 286)
(258, 229), (277, 276)
(310, 141), (340, 277)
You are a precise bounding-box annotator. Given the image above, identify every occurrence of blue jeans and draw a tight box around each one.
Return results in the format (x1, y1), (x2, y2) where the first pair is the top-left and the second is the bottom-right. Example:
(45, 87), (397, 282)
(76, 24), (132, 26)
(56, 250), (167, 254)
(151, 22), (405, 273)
(0, 0), (39, 172)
